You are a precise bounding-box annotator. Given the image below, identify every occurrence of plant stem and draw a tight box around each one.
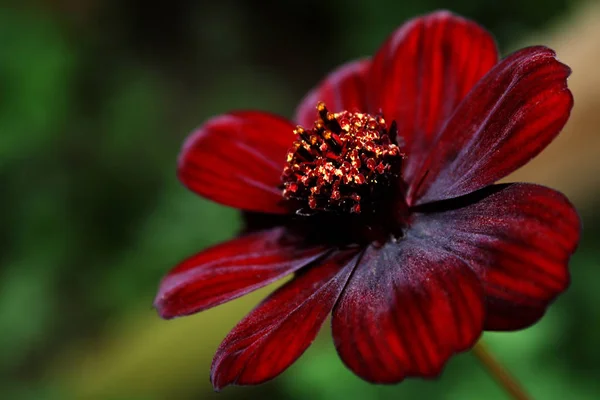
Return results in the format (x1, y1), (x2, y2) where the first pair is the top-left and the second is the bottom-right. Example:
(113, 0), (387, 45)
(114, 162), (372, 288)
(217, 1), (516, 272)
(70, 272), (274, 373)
(472, 340), (531, 400)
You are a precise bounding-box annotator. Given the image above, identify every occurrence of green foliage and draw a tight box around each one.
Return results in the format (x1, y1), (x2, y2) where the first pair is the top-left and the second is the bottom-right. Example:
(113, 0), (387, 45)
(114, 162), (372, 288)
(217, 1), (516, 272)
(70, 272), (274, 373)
(0, 9), (73, 165)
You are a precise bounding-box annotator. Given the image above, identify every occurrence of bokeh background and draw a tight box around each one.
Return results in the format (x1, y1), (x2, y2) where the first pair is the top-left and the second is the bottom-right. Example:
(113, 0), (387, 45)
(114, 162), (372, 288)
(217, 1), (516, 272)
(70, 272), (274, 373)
(2, 0), (600, 399)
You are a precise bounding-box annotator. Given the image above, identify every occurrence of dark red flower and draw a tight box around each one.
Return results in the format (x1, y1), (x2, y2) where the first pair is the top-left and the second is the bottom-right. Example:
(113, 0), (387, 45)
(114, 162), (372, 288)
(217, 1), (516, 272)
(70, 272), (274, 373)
(154, 11), (580, 390)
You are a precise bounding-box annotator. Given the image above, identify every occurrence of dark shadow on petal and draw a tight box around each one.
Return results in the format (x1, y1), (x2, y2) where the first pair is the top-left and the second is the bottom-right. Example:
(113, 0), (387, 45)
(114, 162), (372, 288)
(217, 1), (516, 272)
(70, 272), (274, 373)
(241, 211), (295, 234)
(410, 183), (513, 214)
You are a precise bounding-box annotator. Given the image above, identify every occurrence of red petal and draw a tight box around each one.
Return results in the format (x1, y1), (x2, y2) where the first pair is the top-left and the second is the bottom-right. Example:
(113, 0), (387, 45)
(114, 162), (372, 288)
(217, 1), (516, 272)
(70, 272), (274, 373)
(294, 60), (370, 127)
(332, 240), (484, 383)
(409, 46), (573, 205)
(178, 111), (295, 213)
(210, 250), (359, 390)
(413, 183), (580, 330)
(154, 228), (328, 319)
(369, 11), (498, 179)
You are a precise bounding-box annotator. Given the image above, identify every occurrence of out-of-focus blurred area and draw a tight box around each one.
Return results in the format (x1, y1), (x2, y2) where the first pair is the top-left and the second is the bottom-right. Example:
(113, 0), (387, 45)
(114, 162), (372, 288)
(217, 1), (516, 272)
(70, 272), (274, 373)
(1, 0), (599, 399)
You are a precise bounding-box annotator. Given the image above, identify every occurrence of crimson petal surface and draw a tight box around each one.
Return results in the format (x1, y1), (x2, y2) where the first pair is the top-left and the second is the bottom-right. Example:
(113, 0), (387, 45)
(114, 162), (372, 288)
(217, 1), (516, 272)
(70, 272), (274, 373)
(413, 183), (580, 330)
(294, 60), (371, 128)
(178, 111), (295, 214)
(332, 240), (485, 383)
(211, 250), (359, 390)
(369, 11), (498, 181)
(409, 46), (573, 205)
(155, 228), (328, 319)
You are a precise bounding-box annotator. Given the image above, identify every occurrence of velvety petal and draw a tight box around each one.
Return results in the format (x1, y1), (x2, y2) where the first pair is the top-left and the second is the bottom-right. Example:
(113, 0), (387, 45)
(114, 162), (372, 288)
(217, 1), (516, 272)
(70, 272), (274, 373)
(409, 46), (573, 205)
(211, 250), (359, 390)
(154, 227), (328, 319)
(332, 239), (485, 383)
(294, 59), (370, 128)
(369, 10), (498, 179)
(178, 111), (295, 214)
(412, 183), (580, 330)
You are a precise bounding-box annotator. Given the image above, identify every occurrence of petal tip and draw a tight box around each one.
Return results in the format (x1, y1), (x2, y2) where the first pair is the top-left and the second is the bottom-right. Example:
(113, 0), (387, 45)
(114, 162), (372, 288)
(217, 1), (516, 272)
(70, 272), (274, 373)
(209, 374), (226, 392)
(152, 294), (177, 320)
(427, 9), (459, 20)
(209, 362), (252, 392)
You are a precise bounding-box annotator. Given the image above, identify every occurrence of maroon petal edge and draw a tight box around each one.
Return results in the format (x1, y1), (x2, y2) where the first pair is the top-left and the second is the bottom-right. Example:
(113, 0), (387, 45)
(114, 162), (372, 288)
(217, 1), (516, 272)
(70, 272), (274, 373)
(211, 249), (360, 390)
(412, 183), (581, 330)
(178, 111), (295, 214)
(294, 59), (371, 128)
(409, 46), (573, 205)
(154, 227), (329, 319)
(332, 240), (485, 383)
(369, 10), (498, 181)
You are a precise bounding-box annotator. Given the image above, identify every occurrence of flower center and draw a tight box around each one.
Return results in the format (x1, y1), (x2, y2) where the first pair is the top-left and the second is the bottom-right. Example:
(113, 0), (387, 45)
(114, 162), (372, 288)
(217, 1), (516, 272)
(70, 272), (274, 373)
(282, 102), (404, 215)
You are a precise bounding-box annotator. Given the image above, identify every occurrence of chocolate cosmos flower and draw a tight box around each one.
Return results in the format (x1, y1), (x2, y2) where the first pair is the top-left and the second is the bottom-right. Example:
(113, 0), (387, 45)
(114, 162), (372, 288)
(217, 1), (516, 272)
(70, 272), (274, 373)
(154, 11), (581, 390)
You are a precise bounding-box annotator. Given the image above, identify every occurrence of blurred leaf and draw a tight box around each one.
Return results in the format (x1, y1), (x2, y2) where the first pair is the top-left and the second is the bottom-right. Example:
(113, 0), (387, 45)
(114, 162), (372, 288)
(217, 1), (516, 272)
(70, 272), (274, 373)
(0, 9), (74, 166)
(52, 286), (275, 400)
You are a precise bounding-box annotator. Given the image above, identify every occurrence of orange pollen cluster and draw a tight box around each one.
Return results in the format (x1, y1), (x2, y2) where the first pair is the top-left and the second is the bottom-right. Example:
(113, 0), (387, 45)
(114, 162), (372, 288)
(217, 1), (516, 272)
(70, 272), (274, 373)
(281, 102), (403, 214)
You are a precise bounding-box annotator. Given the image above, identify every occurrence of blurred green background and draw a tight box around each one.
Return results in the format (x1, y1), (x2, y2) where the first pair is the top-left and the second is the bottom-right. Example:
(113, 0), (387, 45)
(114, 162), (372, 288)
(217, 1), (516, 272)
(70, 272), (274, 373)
(1, 0), (599, 399)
